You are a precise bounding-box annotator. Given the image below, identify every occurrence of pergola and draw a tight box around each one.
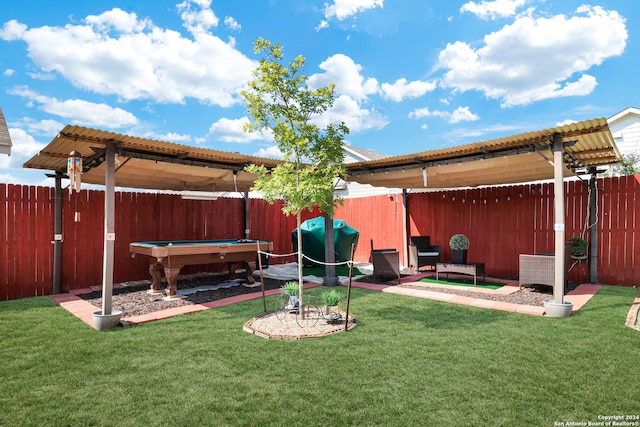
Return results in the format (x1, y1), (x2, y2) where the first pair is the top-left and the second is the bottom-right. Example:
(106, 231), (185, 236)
(23, 118), (621, 320)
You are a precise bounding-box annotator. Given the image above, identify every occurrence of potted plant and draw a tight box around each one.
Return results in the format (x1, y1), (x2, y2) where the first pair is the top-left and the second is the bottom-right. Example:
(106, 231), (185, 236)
(321, 289), (342, 321)
(281, 281), (299, 309)
(449, 234), (470, 264)
(567, 236), (588, 258)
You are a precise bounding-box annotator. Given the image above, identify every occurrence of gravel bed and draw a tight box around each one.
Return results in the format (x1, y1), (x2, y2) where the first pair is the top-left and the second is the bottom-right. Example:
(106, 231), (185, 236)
(79, 273), (286, 318)
(79, 271), (566, 319)
(398, 282), (553, 306)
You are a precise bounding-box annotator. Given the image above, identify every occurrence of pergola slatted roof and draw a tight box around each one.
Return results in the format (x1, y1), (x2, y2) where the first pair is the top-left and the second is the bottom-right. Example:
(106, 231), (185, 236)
(23, 125), (283, 192)
(345, 118), (620, 189)
(23, 118), (620, 192)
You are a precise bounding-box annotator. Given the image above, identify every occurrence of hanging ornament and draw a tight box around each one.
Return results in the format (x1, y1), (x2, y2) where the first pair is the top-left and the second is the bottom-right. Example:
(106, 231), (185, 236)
(67, 150), (82, 193)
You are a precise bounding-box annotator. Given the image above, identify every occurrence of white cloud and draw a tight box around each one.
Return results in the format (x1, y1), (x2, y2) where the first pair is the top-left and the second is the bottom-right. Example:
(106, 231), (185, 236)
(141, 131), (192, 143)
(178, 0), (219, 33)
(224, 16), (241, 31)
(437, 5), (627, 107)
(460, 0), (529, 20)
(1, 127), (44, 166)
(556, 119), (578, 127)
(10, 86), (138, 128)
(21, 118), (65, 136)
(380, 78), (436, 102)
(252, 145), (283, 160)
(323, 0), (383, 21)
(85, 8), (152, 33)
(409, 106), (479, 124)
(449, 106), (480, 123)
(316, 94), (388, 132)
(4, 68), (14, 77)
(309, 54), (378, 102)
(0, 3), (256, 107)
(208, 117), (273, 143)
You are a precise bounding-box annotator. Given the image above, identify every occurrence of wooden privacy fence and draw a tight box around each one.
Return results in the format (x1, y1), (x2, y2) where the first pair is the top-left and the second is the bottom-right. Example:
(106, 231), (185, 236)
(407, 174), (640, 286)
(1, 175), (639, 300)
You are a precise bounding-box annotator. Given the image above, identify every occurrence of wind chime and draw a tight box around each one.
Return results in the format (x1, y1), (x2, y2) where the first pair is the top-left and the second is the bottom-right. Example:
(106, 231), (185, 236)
(67, 150), (82, 193)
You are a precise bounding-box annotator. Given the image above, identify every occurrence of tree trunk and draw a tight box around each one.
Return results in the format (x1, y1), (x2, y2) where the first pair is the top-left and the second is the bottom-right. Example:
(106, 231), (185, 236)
(296, 211), (304, 318)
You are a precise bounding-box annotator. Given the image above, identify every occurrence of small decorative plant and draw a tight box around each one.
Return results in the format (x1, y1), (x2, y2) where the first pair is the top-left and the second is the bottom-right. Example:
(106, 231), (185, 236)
(321, 289), (342, 307)
(281, 281), (299, 297)
(568, 236), (588, 256)
(449, 234), (470, 250)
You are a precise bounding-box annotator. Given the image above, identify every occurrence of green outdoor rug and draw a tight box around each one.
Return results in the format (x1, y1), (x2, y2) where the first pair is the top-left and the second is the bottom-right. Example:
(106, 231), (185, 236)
(303, 266), (362, 277)
(419, 276), (504, 290)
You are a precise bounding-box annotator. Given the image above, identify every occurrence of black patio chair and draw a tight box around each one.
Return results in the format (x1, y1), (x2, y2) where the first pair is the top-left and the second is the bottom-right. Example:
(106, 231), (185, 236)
(409, 236), (441, 271)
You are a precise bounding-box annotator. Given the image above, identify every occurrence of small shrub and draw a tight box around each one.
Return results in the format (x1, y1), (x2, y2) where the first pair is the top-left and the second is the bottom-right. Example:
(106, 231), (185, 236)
(449, 234), (470, 250)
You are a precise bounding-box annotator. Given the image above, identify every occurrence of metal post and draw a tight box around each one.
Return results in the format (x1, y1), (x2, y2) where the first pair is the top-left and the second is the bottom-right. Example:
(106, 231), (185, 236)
(588, 168), (599, 283)
(52, 172), (63, 294)
(552, 134), (565, 304)
(101, 141), (115, 315)
(244, 191), (250, 239)
(402, 189), (409, 268)
(324, 212), (337, 286)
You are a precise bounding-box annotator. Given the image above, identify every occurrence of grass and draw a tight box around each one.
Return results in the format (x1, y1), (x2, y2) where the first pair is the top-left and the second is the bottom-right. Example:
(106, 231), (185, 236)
(419, 275), (505, 289)
(0, 285), (638, 426)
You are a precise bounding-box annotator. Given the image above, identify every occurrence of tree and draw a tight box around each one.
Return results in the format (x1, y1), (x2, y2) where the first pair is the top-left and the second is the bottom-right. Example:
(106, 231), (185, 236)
(241, 38), (349, 312)
(605, 153), (640, 177)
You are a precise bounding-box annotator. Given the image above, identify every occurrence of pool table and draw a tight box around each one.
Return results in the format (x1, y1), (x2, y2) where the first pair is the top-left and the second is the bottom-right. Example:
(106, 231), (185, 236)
(130, 239), (273, 298)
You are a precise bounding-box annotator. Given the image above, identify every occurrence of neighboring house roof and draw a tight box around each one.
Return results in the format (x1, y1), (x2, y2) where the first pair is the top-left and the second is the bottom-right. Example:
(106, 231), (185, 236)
(0, 107), (12, 156)
(607, 106), (640, 157)
(343, 145), (389, 163)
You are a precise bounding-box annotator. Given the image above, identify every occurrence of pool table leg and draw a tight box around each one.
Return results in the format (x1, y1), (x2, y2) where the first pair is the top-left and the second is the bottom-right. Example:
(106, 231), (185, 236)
(227, 262), (237, 280)
(164, 267), (181, 297)
(245, 262), (256, 284)
(228, 261), (256, 284)
(148, 263), (164, 293)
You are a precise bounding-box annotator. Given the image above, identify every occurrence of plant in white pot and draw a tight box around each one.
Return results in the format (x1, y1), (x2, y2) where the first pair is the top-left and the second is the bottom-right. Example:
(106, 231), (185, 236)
(281, 281), (300, 309)
(449, 234), (470, 265)
(321, 289), (342, 321)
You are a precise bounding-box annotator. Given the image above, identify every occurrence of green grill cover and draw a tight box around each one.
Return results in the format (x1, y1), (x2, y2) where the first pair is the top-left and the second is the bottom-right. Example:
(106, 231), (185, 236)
(292, 217), (359, 266)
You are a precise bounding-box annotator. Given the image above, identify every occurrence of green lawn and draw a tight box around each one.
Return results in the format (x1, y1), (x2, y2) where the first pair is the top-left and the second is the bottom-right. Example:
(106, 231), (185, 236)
(0, 285), (637, 426)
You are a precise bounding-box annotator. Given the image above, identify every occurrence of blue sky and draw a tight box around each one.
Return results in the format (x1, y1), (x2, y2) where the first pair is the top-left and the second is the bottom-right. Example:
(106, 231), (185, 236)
(0, 0), (637, 186)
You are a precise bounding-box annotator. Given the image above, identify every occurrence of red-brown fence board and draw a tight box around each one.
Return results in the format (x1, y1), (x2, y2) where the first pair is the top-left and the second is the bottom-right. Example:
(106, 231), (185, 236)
(619, 176), (633, 284)
(0, 185), (6, 299)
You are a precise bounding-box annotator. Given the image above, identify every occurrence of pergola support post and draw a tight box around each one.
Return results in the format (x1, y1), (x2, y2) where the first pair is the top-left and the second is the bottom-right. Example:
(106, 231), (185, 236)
(101, 140), (116, 315)
(552, 134), (566, 304)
